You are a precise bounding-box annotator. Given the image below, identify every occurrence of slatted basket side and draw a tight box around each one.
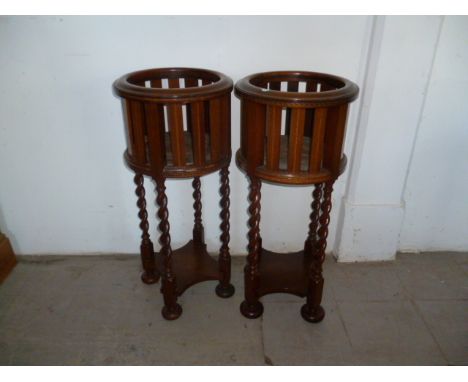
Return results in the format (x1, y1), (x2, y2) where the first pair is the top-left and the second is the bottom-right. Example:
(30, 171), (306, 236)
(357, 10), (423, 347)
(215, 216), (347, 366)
(237, 72), (357, 184)
(120, 70), (231, 177)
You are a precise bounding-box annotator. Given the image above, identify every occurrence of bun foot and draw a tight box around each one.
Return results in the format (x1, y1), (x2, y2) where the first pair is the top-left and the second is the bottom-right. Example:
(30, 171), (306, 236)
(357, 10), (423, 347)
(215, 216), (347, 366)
(300, 304), (325, 323)
(141, 271), (160, 284)
(215, 283), (235, 298)
(162, 303), (183, 320)
(240, 300), (264, 319)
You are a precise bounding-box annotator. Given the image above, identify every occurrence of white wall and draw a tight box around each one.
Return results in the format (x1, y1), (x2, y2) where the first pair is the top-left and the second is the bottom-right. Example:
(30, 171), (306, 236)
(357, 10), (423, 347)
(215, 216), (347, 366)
(0, 16), (369, 255)
(334, 15), (468, 261)
(399, 16), (468, 252)
(0, 16), (466, 259)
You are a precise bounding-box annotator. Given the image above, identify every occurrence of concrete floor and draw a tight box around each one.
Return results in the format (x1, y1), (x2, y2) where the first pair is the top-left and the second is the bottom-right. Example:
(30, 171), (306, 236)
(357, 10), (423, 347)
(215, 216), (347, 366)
(0, 252), (467, 365)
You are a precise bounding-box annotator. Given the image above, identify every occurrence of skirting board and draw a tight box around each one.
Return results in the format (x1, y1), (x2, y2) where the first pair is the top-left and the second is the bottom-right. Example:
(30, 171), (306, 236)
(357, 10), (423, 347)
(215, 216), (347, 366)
(334, 200), (404, 262)
(0, 233), (17, 283)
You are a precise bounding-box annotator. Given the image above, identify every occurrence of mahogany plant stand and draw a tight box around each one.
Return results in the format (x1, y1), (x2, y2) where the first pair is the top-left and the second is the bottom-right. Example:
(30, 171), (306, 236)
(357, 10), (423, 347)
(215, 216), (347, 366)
(114, 68), (235, 320)
(235, 71), (358, 322)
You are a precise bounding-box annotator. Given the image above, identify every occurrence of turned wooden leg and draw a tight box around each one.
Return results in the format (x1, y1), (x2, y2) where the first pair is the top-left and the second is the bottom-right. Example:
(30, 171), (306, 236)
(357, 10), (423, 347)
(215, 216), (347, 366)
(134, 174), (159, 284)
(155, 177), (182, 320)
(240, 176), (264, 318)
(192, 177), (205, 244)
(301, 180), (334, 323)
(216, 166), (235, 298)
(304, 183), (323, 257)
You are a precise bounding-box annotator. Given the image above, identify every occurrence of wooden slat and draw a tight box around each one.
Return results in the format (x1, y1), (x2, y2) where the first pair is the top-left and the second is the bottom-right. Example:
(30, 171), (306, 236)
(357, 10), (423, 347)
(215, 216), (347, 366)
(321, 82), (334, 91)
(144, 103), (166, 174)
(303, 108), (315, 137)
(285, 107), (292, 136)
(309, 108), (327, 172)
(287, 81), (299, 92)
(269, 82), (281, 91)
(306, 80), (318, 92)
(323, 104), (349, 174)
(240, 100), (248, 158)
(190, 101), (206, 166)
(245, 101), (266, 172)
(150, 78), (162, 88)
(167, 104), (186, 166)
(287, 108), (306, 172)
(185, 78), (198, 88)
(168, 78), (180, 88)
(123, 100), (134, 156)
(265, 105), (282, 170)
(185, 104), (192, 133)
(219, 94), (231, 158)
(203, 100), (211, 134)
(209, 98), (222, 162)
(129, 100), (147, 163)
(284, 81), (298, 136)
(202, 79), (211, 86)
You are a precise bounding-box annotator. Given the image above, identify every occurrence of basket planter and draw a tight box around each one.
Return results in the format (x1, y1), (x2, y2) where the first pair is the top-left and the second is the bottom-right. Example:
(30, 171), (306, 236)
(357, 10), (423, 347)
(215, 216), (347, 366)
(114, 68), (234, 320)
(235, 70), (359, 322)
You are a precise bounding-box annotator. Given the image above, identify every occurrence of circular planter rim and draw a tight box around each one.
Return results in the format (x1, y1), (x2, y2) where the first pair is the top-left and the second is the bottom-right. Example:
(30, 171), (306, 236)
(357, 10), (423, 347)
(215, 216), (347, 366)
(235, 70), (359, 106)
(113, 67), (233, 102)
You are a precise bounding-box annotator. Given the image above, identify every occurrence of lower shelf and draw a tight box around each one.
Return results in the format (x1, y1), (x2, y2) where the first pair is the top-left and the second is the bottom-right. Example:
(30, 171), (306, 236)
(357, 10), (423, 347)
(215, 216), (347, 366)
(155, 240), (220, 296)
(257, 249), (310, 298)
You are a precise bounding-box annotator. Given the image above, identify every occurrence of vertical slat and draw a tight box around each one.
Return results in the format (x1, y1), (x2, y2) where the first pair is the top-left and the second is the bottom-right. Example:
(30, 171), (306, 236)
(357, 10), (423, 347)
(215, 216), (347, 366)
(321, 82), (334, 91)
(306, 80), (318, 92)
(185, 78), (198, 88)
(285, 82), (299, 135)
(245, 101), (266, 172)
(269, 82), (281, 91)
(129, 100), (147, 163)
(185, 104), (193, 133)
(304, 108), (315, 137)
(203, 100), (210, 134)
(209, 98), (221, 162)
(287, 81), (299, 92)
(150, 78), (162, 88)
(167, 104), (185, 166)
(265, 105), (282, 170)
(323, 104), (349, 174)
(309, 108), (328, 172)
(240, 100), (248, 158)
(185, 77), (198, 134)
(219, 94), (231, 158)
(190, 101), (206, 166)
(287, 108), (306, 172)
(123, 100), (134, 156)
(168, 78), (180, 88)
(202, 78), (211, 86)
(144, 103), (166, 174)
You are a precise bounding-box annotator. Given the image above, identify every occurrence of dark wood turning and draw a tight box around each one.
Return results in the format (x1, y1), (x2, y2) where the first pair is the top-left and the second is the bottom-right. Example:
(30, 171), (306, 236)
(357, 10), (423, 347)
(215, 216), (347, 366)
(134, 173), (159, 284)
(240, 176), (264, 318)
(215, 166), (235, 298)
(304, 183), (323, 257)
(114, 67), (234, 320)
(192, 177), (204, 244)
(235, 70), (359, 322)
(301, 180), (334, 323)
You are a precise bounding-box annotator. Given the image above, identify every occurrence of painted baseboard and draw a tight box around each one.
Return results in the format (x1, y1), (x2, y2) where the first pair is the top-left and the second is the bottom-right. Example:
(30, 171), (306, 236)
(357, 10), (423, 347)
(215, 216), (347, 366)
(334, 199), (404, 262)
(0, 233), (17, 283)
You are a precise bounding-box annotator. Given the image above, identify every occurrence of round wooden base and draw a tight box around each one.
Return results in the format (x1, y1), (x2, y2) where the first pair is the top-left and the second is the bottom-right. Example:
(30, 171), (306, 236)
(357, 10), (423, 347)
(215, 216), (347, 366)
(240, 300), (264, 319)
(215, 283), (235, 298)
(300, 304), (325, 323)
(140, 271), (160, 285)
(162, 303), (183, 320)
